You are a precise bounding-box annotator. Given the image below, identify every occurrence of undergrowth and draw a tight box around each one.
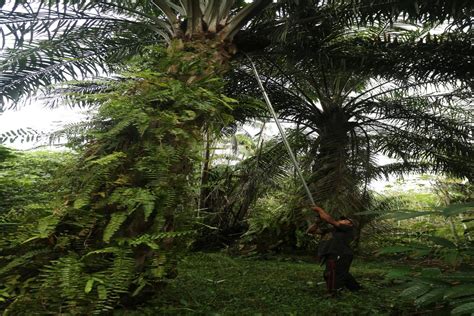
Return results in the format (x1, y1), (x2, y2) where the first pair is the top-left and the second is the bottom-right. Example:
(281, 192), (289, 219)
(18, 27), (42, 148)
(117, 252), (419, 315)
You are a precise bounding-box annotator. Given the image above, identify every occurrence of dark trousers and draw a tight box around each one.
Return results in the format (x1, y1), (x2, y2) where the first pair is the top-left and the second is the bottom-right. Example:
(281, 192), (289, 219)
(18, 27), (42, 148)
(323, 254), (361, 292)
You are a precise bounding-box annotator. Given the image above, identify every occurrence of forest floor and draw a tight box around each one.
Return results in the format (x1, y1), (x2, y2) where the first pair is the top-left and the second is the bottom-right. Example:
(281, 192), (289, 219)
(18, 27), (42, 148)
(114, 252), (436, 315)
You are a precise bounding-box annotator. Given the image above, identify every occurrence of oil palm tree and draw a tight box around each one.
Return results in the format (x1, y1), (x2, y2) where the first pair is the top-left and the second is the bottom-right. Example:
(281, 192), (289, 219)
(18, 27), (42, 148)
(228, 24), (472, 223)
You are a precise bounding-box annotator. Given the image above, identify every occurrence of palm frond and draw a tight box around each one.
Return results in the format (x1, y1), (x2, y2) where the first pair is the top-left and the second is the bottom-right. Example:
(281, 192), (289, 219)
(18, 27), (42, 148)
(0, 1), (172, 107)
(0, 127), (44, 144)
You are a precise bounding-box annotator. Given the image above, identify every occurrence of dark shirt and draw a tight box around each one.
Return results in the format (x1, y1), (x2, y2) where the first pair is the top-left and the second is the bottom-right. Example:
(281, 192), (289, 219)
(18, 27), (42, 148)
(317, 224), (355, 257)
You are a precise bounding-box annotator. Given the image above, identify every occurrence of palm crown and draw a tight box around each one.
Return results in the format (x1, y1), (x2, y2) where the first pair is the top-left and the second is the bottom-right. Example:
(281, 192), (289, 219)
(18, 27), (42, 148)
(1, 0), (472, 107)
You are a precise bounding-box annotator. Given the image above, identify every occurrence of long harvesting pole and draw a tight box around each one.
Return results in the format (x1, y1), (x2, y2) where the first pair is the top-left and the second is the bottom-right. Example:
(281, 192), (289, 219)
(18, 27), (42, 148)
(247, 56), (316, 206)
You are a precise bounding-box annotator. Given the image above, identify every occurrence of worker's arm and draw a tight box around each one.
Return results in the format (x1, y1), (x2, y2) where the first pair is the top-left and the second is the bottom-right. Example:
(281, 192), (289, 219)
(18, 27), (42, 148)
(311, 206), (340, 227)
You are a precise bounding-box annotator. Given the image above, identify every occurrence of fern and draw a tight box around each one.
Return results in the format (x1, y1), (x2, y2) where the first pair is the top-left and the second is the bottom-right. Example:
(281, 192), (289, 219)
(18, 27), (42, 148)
(103, 212), (128, 243)
(0, 248), (50, 275)
(107, 187), (155, 220)
(40, 256), (88, 312)
(93, 250), (135, 314)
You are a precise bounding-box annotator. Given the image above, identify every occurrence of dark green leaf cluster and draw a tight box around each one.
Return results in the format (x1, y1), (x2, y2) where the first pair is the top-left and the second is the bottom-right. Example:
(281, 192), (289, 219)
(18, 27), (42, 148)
(0, 145), (12, 162)
(241, 177), (311, 250)
(0, 150), (71, 216)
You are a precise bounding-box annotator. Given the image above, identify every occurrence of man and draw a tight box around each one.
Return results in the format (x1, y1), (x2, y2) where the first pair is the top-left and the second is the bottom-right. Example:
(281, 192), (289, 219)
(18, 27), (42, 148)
(306, 206), (362, 295)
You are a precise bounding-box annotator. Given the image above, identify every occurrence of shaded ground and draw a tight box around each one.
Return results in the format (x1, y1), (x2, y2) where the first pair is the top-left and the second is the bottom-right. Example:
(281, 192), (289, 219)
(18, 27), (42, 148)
(116, 252), (418, 315)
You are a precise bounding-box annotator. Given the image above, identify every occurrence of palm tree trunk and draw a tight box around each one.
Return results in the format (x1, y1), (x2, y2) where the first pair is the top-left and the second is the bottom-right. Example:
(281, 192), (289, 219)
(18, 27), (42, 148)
(312, 108), (351, 202)
(309, 107), (367, 224)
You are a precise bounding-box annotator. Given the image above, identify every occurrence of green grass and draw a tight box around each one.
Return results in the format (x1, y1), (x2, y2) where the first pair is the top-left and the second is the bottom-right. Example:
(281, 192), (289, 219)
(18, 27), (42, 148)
(117, 253), (418, 315)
